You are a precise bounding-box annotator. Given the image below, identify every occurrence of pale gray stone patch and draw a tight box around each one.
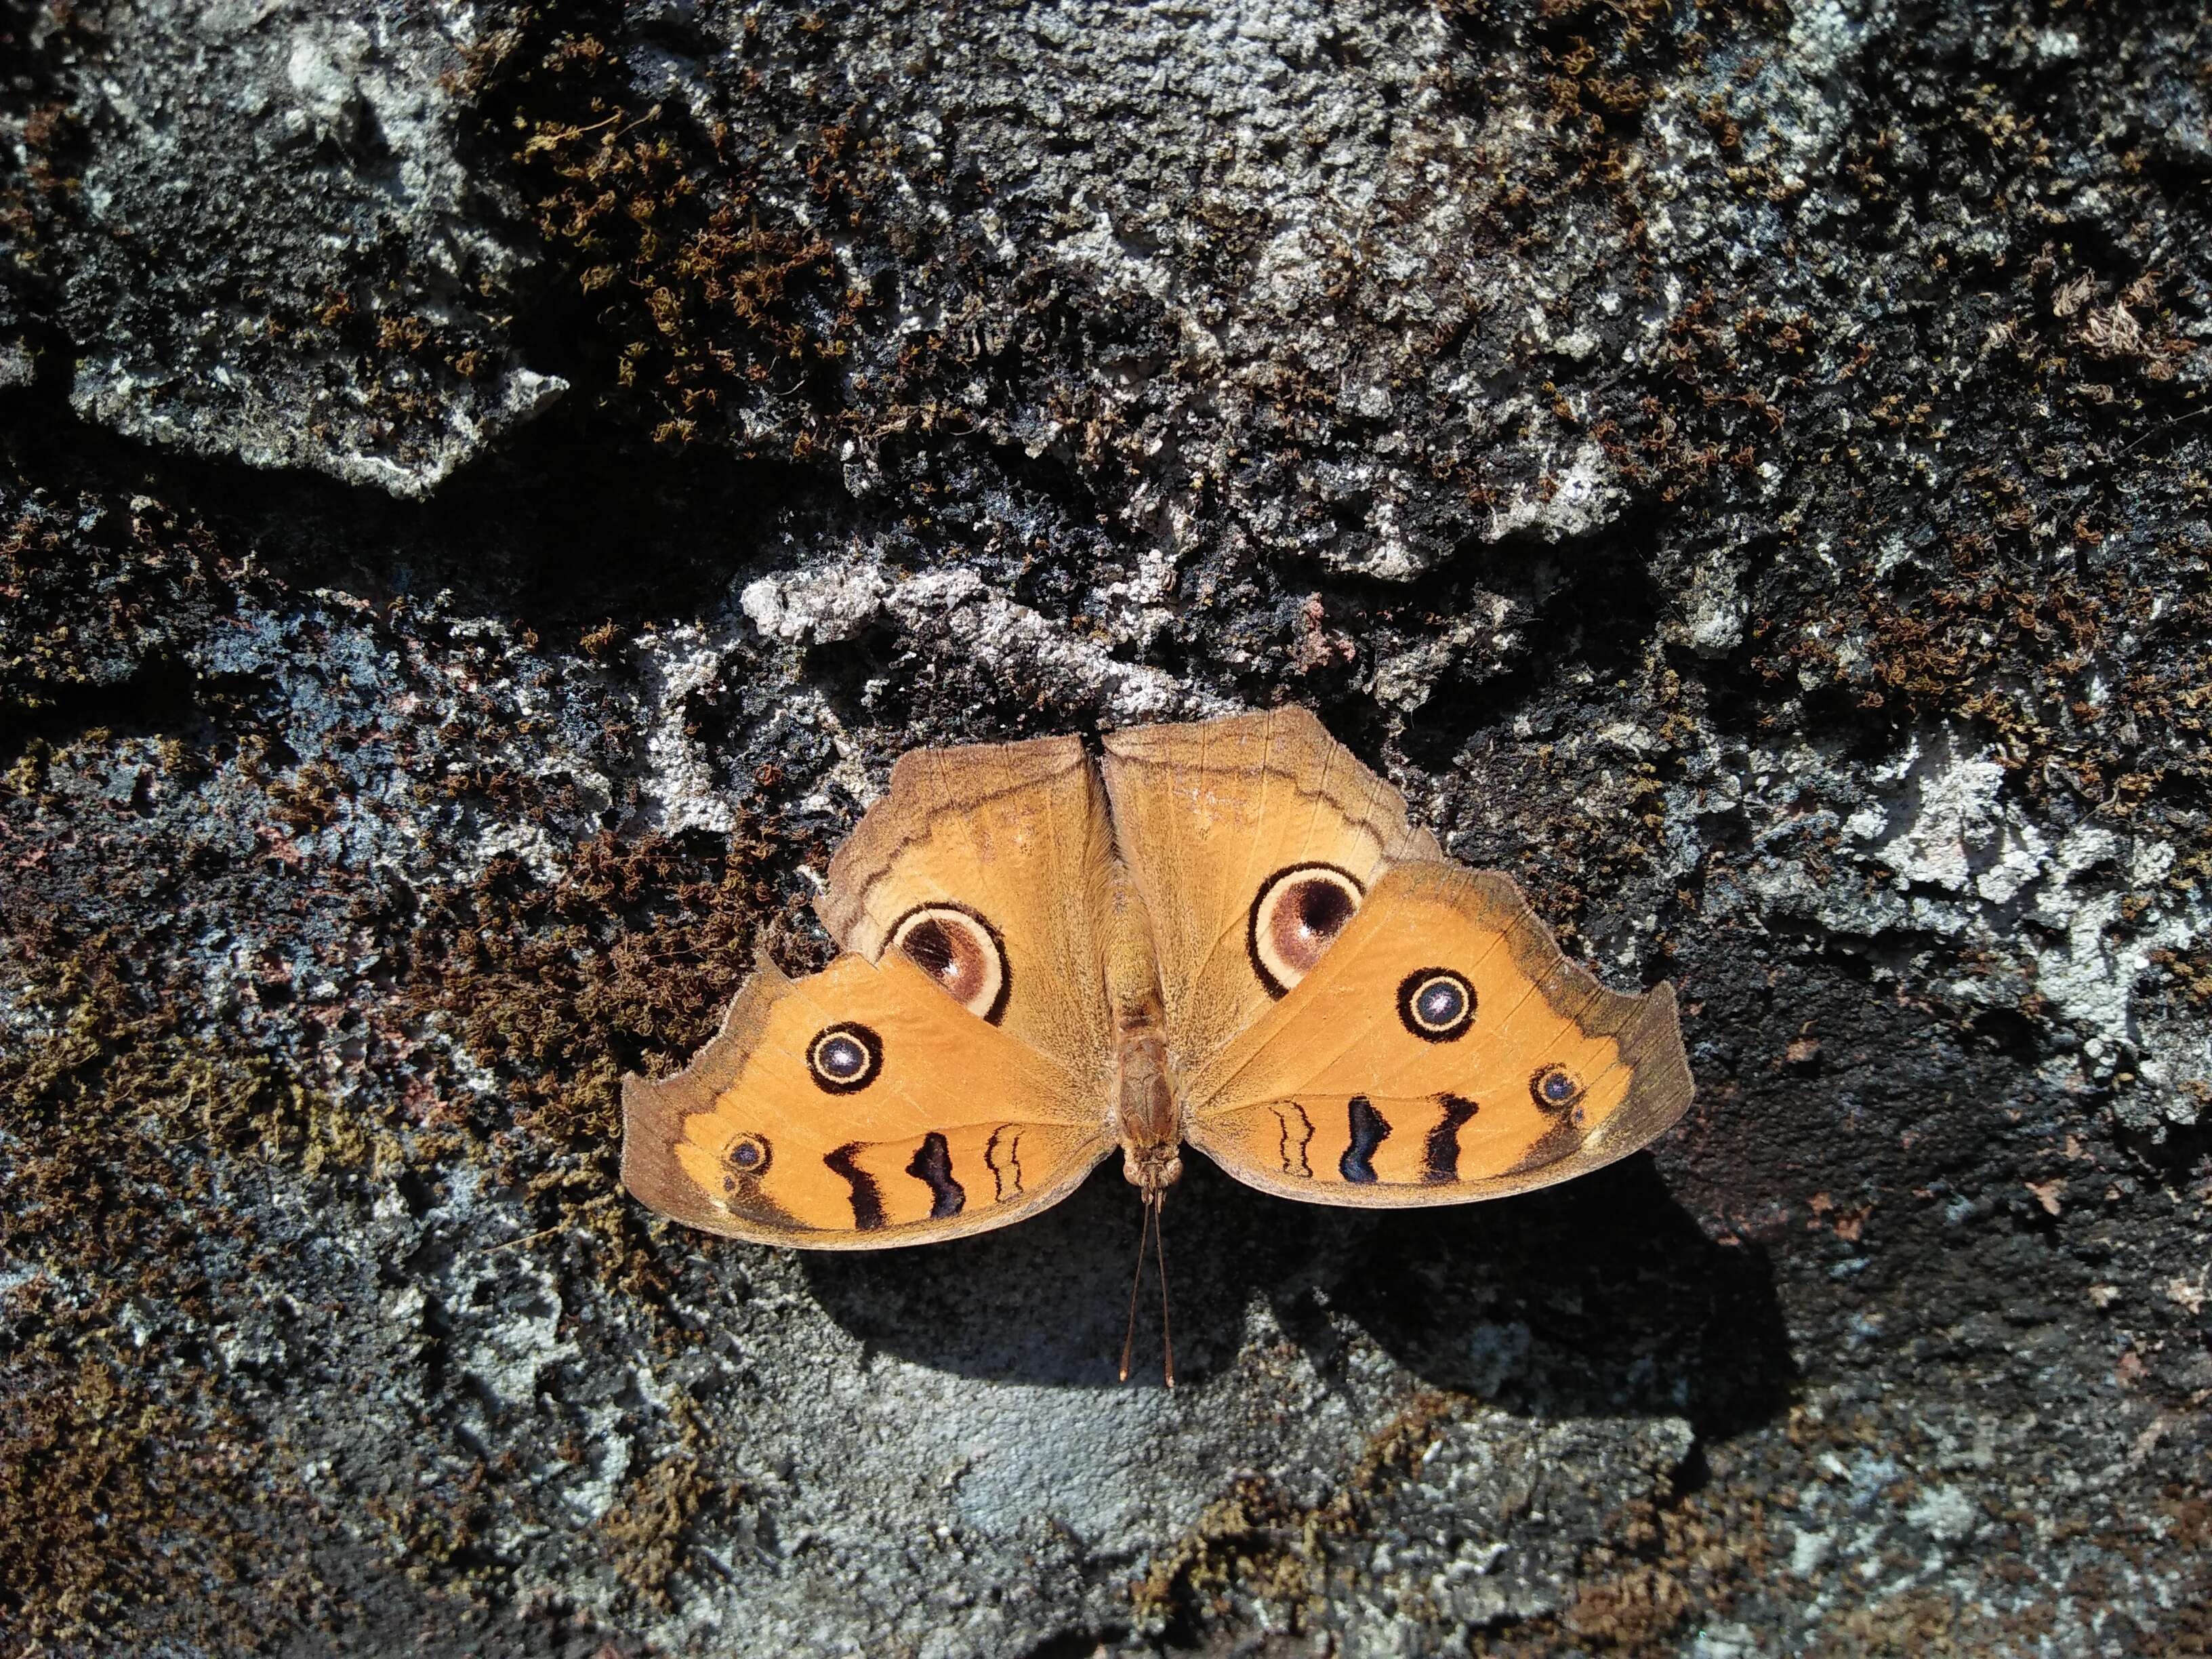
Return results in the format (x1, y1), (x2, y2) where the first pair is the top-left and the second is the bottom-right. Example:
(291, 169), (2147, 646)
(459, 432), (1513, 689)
(35, 1), (561, 495)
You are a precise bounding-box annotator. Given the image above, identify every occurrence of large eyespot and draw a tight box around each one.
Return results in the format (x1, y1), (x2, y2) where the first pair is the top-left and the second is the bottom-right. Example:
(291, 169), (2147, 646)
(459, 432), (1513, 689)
(888, 903), (1010, 1024)
(808, 1022), (882, 1094)
(1530, 1065), (1585, 1113)
(724, 1133), (772, 1180)
(1248, 863), (1365, 997)
(1397, 968), (1475, 1041)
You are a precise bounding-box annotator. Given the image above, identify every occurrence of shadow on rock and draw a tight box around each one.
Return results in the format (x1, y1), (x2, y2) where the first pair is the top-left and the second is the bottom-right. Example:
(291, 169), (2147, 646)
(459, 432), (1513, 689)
(801, 1155), (1793, 1433)
(798, 1160), (1252, 1391)
(1316, 1157), (1797, 1439)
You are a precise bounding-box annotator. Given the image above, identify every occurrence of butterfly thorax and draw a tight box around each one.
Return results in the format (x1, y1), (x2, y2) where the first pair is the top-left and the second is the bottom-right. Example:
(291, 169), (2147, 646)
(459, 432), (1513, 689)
(1113, 1018), (1183, 1196)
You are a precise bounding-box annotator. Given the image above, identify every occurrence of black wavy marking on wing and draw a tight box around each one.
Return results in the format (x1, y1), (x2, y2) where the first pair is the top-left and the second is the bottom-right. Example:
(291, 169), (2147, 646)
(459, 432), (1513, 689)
(825, 1143), (886, 1230)
(1340, 1095), (1390, 1184)
(984, 1124), (1023, 1201)
(905, 1131), (966, 1219)
(1273, 1102), (1315, 1178)
(1421, 1094), (1480, 1183)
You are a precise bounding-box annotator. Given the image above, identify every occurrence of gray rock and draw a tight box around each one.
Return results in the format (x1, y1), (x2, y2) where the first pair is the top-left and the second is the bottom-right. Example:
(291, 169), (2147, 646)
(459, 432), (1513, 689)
(8, 2), (562, 495)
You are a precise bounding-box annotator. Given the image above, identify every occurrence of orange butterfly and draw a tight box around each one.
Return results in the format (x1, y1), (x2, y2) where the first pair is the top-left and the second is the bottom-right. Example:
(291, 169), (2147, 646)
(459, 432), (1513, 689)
(623, 710), (1693, 1382)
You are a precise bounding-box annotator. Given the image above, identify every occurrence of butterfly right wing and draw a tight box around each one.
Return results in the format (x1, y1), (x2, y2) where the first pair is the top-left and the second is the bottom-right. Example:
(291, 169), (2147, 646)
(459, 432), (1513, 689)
(1099, 708), (1443, 1079)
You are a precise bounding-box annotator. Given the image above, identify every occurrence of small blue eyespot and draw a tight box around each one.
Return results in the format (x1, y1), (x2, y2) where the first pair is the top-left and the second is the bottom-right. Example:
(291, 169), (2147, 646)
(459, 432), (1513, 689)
(1397, 968), (1475, 1041)
(1531, 1065), (1585, 1111)
(1418, 981), (1466, 1025)
(808, 1023), (884, 1093)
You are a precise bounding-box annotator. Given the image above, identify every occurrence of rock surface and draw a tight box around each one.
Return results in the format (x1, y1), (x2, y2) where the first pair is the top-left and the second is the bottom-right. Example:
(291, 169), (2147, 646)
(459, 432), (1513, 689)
(3, 0), (2210, 1654)
(8, 2), (562, 493)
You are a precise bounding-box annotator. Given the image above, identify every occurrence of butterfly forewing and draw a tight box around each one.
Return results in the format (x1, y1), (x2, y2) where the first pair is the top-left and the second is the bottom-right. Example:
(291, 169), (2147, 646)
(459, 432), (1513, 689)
(1100, 708), (1441, 1080)
(815, 733), (1121, 1093)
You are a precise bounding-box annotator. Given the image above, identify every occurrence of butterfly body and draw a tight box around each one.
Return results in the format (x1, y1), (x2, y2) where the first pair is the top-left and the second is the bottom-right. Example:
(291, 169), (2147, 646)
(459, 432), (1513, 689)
(1112, 1008), (1183, 1196)
(1101, 860), (1185, 1200)
(623, 710), (1692, 1254)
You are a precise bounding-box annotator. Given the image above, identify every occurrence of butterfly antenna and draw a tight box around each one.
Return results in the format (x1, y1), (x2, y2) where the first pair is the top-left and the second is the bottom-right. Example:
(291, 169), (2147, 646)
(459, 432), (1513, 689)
(1154, 1191), (1175, 1391)
(1118, 1195), (1154, 1384)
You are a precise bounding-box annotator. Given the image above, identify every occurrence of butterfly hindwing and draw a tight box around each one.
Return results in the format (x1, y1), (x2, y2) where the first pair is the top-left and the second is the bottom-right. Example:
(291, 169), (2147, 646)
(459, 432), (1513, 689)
(622, 950), (1112, 1248)
(1181, 862), (1691, 1207)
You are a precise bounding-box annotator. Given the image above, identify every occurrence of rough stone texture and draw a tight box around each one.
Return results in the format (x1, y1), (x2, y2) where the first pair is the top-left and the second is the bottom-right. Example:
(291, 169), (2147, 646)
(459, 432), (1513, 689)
(2, 2), (564, 494)
(3, 0), (2210, 1655)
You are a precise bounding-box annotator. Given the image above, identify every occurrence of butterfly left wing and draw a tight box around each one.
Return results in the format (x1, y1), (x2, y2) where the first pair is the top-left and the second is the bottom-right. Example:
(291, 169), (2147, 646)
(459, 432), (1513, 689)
(623, 949), (1112, 1248)
(1179, 862), (1690, 1206)
(816, 733), (1119, 1097)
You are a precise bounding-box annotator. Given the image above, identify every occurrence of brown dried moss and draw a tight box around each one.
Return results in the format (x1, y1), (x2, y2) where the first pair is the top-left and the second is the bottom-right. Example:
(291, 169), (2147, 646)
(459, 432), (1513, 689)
(0, 922), (318, 1276)
(0, 932), (330, 1647)
(1132, 1379), (1780, 1658)
(595, 1413), (744, 1614)
(401, 824), (818, 1293)
(0, 1343), (233, 1641)
(479, 16), (873, 455)
(1759, 517), (2212, 808)
(0, 661), (808, 1637)
(1555, 1485), (1772, 1654)
(1130, 1390), (1459, 1639)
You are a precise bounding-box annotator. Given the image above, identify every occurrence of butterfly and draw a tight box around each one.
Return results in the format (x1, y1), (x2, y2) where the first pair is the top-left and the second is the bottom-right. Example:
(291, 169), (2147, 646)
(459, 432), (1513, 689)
(622, 709), (1694, 1382)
